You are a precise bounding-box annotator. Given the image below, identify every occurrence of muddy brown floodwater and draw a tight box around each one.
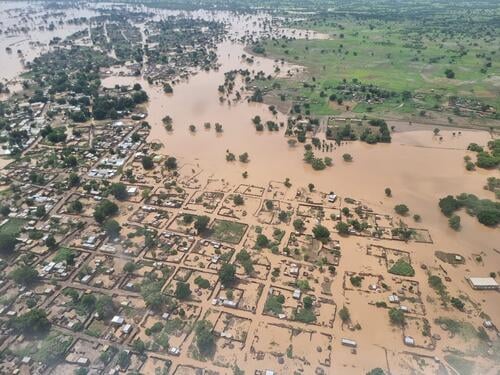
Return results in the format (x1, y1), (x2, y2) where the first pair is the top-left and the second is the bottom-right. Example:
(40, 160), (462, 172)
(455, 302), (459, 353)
(103, 15), (500, 369)
(103, 11), (498, 266)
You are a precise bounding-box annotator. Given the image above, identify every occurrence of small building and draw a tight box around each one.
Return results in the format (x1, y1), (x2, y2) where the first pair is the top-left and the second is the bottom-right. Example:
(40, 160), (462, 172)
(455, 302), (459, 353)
(341, 338), (357, 348)
(483, 320), (494, 329)
(467, 277), (499, 290)
(292, 289), (302, 300)
(388, 294), (399, 303)
(21, 356), (31, 364)
(122, 324), (132, 334)
(222, 299), (237, 308)
(168, 347), (180, 356)
(111, 316), (124, 325)
(404, 336), (415, 346)
(77, 357), (89, 366)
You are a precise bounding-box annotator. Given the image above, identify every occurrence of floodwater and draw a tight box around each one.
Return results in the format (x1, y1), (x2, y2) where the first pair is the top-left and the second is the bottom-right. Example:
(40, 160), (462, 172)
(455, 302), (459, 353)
(1, 4), (500, 373)
(104, 10), (498, 257)
(0, 1), (98, 80)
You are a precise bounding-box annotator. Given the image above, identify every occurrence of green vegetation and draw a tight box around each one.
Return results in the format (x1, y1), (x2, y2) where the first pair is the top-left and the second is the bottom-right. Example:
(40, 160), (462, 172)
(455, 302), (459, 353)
(9, 308), (51, 335)
(235, 249), (254, 275)
(10, 265), (39, 285)
(312, 224), (330, 242)
(444, 355), (475, 375)
(449, 215), (461, 230)
(93, 199), (119, 223)
(194, 320), (215, 357)
(175, 282), (192, 300)
(250, 5), (500, 123)
(209, 220), (247, 244)
(394, 204), (409, 216)
(264, 294), (285, 315)
(219, 263), (237, 287)
(467, 139), (500, 169)
(350, 275), (362, 287)
(428, 275), (448, 301)
(338, 305), (351, 323)
(388, 258), (415, 277)
(439, 194), (500, 227)
(388, 308), (405, 326)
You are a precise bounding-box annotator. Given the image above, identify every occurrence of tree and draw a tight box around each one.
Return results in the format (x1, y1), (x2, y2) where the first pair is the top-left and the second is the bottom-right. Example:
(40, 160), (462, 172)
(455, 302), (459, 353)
(449, 215), (461, 230)
(110, 183), (128, 201)
(255, 234), (269, 248)
(10, 265), (38, 285)
(477, 209), (499, 226)
(385, 188), (392, 197)
(194, 215), (210, 233)
(117, 350), (130, 369)
(95, 295), (116, 319)
(233, 194), (244, 206)
(0, 205), (10, 217)
(35, 205), (46, 218)
(0, 233), (17, 254)
(123, 261), (137, 274)
(103, 219), (121, 238)
(265, 200), (274, 210)
(394, 204), (409, 216)
(195, 320), (214, 357)
(293, 219), (305, 232)
(236, 250), (254, 275)
(132, 338), (146, 354)
(9, 308), (50, 335)
(312, 224), (330, 242)
(68, 172), (80, 187)
(80, 294), (96, 313)
(339, 306), (350, 323)
(175, 282), (191, 300)
(445, 68), (455, 79)
(163, 83), (173, 94)
(93, 199), (118, 223)
(142, 155), (154, 170)
(311, 158), (326, 170)
(439, 195), (461, 216)
(388, 308), (405, 326)
(336, 222), (350, 235)
(69, 200), (83, 213)
(303, 296), (313, 309)
(343, 153), (353, 162)
(367, 369), (386, 375)
(165, 157), (177, 170)
(45, 234), (57, 250)
(238, 152), (249, 163)
(451, 297), (465, 311)
(219, 263), (236, 287)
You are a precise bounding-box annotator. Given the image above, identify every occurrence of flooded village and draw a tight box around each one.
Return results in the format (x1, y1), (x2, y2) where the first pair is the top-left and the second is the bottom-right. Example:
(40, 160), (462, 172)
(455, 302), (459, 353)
(0, 1), (498, 375)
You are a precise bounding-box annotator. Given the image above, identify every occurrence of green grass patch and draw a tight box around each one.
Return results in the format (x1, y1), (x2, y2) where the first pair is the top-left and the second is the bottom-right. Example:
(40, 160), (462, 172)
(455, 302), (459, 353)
(0, 218), (26, 236)
(208, 219), (247, 244)
(444, 354), (475, 375)
(388, 258), (415, 277)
